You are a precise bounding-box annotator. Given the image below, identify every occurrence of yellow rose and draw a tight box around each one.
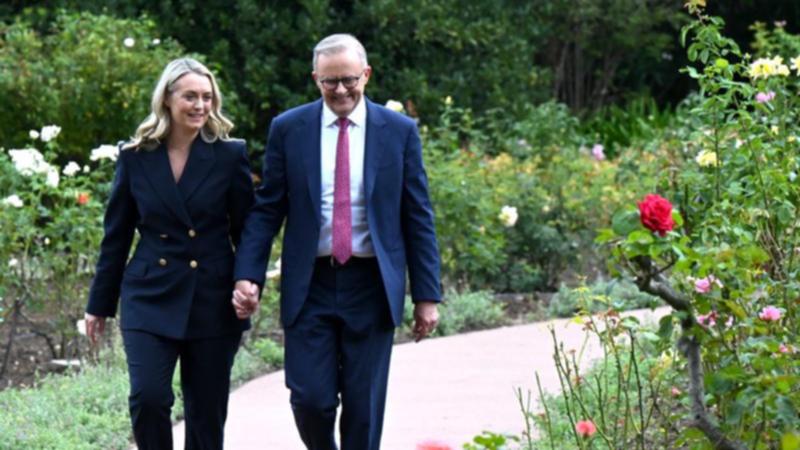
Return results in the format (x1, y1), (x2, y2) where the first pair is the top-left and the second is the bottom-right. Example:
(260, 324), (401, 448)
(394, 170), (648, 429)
(695, 150), (718, 167)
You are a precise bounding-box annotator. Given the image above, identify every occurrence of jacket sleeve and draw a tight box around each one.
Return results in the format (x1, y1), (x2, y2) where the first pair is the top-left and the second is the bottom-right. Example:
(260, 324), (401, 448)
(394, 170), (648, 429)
(86, 152), (138, 317)
(227, 141), (255, 249)
(233, 119), (289, 287)
(400, 122), (442, 303)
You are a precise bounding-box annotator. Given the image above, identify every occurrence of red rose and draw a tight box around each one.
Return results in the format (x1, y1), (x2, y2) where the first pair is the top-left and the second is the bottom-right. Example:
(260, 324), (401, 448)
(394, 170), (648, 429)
(638, 194), (675, 236)
(76, 192), (90, 205)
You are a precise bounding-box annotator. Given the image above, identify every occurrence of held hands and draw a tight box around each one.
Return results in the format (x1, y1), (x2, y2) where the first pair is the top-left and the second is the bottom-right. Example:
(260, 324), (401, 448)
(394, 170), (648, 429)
(232, 280), (260, 319)
(84, 313), (106, 346)
(412, 301), (439, 342)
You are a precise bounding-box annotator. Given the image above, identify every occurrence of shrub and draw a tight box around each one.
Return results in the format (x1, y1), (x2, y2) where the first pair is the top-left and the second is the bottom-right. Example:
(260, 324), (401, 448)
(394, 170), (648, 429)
(597, 4), (800, 446)
(530, 319), (684, 450)
(423, 100), (632, 292)
(547, 279), (661, 318)
(0, 131), (116, 376)
(0, 11), (190, 162)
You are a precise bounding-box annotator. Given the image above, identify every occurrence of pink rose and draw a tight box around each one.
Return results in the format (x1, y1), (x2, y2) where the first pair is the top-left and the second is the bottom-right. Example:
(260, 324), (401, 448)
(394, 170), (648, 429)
(591, 144), (605, 161)
(696, 311), (717, 328)
(759, 305), (781, 322)
(694, 278), (712, 294)
(755, 91), (776, 103)
(670, 387), (681, 396)
(416, 440), (453, 450)
(575, 420), (597, 438)
(694, 275), (722, 294)
(779, 344), (791, 354)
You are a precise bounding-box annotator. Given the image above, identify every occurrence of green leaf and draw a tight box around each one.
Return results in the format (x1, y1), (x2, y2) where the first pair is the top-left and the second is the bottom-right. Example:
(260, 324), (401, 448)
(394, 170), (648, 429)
(672, 210), (684, 228)
(782, 432), (800, 450)
(627, 230), (654, 245)
(595, 228), (616, 244)
(658, 315), (675, 340)
(723, 300), (746, 320)
(611, 209), (641, 237)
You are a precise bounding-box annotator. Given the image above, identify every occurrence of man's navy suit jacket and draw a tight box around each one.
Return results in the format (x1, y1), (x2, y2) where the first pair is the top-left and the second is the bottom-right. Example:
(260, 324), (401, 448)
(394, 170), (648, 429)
(234, 98), (441, 327)
(87, 137), (254, 339)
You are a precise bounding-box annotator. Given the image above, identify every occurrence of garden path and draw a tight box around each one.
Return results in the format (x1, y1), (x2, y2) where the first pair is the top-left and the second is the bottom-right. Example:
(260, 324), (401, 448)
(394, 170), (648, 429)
(169, 307), (670, 449)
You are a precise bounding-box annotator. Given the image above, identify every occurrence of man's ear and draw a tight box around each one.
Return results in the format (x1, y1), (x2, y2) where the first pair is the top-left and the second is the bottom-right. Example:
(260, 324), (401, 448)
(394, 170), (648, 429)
(362, 66), (372, 83)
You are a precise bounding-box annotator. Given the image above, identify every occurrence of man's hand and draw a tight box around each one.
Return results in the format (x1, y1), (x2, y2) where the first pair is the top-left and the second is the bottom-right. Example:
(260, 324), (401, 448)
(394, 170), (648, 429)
(412, 301), (439, 342)
(84, 313), (106, 346)
(232, 280), (260, 319)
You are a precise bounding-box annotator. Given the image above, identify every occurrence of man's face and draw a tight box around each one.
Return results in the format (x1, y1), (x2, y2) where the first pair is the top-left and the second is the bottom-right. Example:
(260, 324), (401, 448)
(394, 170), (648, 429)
(313, 49), (371, 118)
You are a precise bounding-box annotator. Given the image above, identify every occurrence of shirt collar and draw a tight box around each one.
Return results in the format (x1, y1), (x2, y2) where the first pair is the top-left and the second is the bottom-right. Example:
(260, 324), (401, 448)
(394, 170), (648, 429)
(322, 96), (366, 128)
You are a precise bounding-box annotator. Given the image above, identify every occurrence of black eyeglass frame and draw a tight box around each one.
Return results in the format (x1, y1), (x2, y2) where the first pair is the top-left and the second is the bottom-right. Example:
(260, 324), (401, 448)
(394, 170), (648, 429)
(318, 70), (366, 90)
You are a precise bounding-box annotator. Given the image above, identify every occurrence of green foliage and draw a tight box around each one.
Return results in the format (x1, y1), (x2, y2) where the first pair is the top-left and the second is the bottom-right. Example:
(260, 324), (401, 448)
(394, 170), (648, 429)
(596, 5), (800, 447)
(0, 132), (115, 361)
(547, 279), (661, 318)
(0, 363), (132, 450)
(0, 333), (281, 448)
(527, 0), (686, 110)
(0, 10), (191, 162)
(751, 21), (800, 60)
(50, 0), (551, 138)
(424, 100), (632, 292)
(250, 337), (284, 369)
(530, 318), (684, 450)
(579, 95), (678, 158)
(463, 431), (518, 450)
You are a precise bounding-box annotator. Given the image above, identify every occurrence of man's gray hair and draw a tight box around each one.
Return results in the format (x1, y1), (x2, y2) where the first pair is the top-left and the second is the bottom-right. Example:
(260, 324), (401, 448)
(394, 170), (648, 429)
(312, 34), (368, 71)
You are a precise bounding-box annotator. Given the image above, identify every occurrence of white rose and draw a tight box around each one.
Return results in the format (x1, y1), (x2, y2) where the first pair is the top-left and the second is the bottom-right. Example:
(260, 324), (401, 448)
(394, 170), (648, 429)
(63, 161), (81, 177)
(2, 194), (23, 208)
(8, 258), (18, 267)
(498, 205), (519, 227)
(9, 148), (49, 176)
(152, 38), (161, 45)
(83, 165), (91, 173)
(29, 130), (40, 140)
(385, 100), (404, 113)
(46, 167), (60, 188)
(90, 144), (119, 162)
(124, 37), (135, 48)
(40, 125), (61, 143)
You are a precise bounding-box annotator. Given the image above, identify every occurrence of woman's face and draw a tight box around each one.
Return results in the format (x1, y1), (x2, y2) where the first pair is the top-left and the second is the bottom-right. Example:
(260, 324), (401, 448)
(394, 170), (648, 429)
(165, 73), (213, 135)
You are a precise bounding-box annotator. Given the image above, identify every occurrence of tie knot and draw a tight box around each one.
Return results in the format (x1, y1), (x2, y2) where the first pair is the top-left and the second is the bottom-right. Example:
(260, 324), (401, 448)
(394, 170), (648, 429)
(337, 117), (350, 129)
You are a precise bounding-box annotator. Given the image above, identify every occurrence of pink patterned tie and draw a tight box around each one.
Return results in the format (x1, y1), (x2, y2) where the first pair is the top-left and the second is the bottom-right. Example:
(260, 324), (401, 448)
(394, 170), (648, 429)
(332, 117), (352, 265)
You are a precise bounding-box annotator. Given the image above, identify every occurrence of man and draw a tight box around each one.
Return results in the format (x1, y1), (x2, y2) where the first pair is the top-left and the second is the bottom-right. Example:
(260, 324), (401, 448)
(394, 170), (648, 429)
(232, 34), (442, 449)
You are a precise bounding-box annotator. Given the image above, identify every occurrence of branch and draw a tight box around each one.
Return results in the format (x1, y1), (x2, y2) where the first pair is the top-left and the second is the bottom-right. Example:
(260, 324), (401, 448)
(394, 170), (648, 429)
(631, 255), (747, 450)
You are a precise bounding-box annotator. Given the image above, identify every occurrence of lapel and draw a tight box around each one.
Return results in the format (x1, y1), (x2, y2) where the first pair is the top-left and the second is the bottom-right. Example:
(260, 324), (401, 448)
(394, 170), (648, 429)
(177, 137), (216, 203)
(300, 100), (323, 226)
(363, 99), (387, 203)
(137, 144), (193, 228)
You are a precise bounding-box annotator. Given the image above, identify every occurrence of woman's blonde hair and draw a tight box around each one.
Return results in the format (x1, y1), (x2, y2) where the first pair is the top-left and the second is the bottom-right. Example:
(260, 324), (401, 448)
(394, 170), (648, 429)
(123, 57), (234, 150)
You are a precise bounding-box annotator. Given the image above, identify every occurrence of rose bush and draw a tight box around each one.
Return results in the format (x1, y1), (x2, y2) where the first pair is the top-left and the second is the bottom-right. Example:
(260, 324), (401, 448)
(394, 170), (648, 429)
(593, 3), (800, 447)
(0, 127), (116, 376)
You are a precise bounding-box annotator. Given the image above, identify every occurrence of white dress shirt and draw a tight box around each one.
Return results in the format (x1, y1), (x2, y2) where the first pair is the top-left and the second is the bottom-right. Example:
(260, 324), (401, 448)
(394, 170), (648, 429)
(317, 98), (374, 257)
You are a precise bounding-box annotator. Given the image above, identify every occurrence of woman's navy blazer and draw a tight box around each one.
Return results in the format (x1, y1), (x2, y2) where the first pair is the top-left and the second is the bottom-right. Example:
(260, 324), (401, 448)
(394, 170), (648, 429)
(87, 137), (254, 339)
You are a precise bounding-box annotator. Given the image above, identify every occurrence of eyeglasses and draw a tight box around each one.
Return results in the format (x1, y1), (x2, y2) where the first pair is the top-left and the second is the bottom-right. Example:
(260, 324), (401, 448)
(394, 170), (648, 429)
(318, 71), (364, 90)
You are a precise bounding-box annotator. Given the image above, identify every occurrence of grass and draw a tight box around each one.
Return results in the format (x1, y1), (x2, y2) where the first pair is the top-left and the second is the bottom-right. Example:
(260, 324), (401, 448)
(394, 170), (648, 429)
(0, 333), (282, 450)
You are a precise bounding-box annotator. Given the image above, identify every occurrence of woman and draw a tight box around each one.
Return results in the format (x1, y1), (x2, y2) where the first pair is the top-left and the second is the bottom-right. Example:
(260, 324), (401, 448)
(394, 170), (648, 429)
(85, 57), (254, 449)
